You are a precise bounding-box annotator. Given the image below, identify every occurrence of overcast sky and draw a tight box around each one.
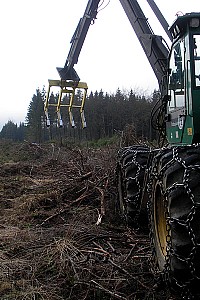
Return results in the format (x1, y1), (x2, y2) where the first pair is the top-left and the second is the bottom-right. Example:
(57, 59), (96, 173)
(0, 0), (199, 130)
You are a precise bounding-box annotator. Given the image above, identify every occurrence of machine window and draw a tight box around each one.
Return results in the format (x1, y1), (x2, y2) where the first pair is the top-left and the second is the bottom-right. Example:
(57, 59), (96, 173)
(193, 35), (200, 87)
(169, 40), (185, 110)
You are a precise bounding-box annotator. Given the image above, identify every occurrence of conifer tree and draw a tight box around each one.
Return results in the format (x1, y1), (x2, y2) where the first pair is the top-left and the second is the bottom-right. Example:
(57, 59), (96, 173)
(26, 88), (45, 143)
(0, 121), (18, 140)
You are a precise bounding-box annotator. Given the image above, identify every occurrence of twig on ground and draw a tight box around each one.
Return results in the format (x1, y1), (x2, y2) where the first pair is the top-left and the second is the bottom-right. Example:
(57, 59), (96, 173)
(76, 171), (93, 181)
(39, 208), (67, 226)
(90, 280), (127, 300)
(123, 245), (136, 262)
(107, 241), (116, 253)
(95, 187), (105, 225)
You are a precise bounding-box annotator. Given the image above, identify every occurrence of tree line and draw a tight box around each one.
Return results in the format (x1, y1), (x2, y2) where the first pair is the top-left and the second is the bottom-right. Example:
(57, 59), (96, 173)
(0, 87), (159, 144)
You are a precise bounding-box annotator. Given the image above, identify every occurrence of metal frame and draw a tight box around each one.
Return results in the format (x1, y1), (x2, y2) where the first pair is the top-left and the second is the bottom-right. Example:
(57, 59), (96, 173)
(44, 80), (88, 128)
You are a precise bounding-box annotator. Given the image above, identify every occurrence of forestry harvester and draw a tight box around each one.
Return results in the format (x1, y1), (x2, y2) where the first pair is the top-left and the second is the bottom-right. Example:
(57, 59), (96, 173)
(44, 0), (200, 295)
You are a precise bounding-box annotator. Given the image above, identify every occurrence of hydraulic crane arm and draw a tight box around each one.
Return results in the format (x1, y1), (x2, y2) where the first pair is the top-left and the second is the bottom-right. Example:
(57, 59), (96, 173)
(46, 0), (172, 129)
(57, 0), (171, 90)
(57, 0), (101, 81)
(119, 0), (170, 90)
(45, 1), (102, 129)
(146, 0), (172, 42)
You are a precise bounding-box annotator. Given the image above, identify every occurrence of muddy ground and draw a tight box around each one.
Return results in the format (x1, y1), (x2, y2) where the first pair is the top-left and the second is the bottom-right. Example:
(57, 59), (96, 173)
(0, 141), (178, 299)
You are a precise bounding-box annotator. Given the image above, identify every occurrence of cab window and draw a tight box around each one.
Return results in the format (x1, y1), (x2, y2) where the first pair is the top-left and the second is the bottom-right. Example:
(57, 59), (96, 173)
(193, 35), (200, 87)
(168, 39), (185, 110)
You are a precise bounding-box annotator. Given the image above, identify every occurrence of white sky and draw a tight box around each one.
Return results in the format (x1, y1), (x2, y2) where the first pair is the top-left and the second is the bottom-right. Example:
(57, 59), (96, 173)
(0, 0), (199, 130)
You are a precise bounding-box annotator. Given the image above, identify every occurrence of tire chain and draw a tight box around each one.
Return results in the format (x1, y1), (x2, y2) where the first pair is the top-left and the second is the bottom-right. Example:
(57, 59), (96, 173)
(147, 145), (200, 299)
(117, 145), (150, 225)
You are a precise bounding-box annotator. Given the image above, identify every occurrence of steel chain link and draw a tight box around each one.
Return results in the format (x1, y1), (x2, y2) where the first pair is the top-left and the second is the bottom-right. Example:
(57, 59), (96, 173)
(147, 145), (200, 299)
(118, 146), (149, 224)
(118, 144), (200, 298)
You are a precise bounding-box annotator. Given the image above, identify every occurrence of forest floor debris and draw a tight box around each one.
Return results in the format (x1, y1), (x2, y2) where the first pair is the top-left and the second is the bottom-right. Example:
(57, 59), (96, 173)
(0, 141), (179, 299)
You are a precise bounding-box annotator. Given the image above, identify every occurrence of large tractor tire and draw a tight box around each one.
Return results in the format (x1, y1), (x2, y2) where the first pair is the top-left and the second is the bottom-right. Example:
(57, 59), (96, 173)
(148, 145), (200, 295)
(117, 145), (150, 226)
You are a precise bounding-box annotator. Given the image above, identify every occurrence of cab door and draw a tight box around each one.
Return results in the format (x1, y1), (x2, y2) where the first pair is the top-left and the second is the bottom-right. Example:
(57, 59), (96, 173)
(166, 39), (187, 144)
